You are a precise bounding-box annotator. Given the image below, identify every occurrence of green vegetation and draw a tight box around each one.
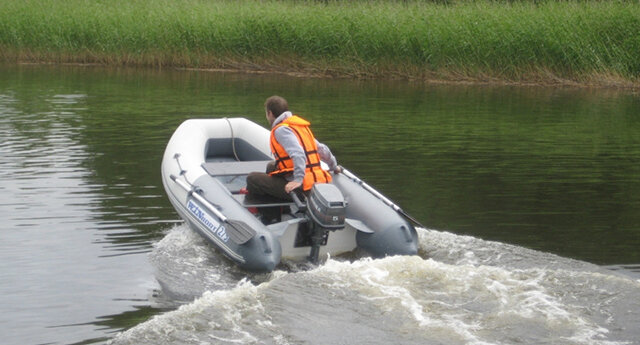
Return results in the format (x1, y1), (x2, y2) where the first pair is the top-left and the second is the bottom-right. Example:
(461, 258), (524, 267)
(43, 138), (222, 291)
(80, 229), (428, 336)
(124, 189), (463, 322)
(1, 0), (639, 86)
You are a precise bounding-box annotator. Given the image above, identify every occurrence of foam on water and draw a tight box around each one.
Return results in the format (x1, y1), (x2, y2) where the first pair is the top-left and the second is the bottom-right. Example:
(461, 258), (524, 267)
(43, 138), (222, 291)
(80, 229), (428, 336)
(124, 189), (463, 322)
(149, 225), (273, 303)
(111, 227), (640, 345)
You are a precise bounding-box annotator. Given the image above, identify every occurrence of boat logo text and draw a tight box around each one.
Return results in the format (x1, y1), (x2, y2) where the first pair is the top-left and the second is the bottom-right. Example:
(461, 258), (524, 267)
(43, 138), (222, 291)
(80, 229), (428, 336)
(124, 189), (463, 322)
(187, 200), (229, 243)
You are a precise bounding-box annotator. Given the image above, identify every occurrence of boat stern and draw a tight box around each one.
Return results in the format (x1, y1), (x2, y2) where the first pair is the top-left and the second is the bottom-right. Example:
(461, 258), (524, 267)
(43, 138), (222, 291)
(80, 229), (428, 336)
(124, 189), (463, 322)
(236, 233), (282, 272)
(356, 221), (418, 258)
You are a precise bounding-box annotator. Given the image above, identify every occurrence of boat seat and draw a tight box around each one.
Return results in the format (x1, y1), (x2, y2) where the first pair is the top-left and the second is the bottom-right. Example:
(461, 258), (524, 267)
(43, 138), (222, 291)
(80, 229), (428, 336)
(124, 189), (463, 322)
(201, 160), (272, 176)
(232, 194), (295, 208)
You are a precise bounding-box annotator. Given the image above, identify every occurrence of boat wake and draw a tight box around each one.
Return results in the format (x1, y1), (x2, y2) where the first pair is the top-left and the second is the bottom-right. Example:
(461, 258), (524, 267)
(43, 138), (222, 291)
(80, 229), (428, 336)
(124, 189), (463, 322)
(111, 225), (640, 345)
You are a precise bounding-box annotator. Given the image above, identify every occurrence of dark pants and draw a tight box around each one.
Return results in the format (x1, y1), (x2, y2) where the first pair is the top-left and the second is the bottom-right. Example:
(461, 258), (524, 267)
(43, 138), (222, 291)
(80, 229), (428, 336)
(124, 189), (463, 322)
(246, 161), (292, 201)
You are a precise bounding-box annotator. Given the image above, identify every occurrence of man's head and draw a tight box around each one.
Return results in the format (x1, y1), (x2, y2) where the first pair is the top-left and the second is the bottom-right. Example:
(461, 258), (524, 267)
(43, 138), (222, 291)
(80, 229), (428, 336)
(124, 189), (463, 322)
(264, 96), (289, 126)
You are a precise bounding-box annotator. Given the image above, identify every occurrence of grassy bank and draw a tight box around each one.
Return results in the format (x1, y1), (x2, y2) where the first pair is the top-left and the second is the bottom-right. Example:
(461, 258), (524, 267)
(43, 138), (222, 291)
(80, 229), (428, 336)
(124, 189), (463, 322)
(1, 0), (639, 86)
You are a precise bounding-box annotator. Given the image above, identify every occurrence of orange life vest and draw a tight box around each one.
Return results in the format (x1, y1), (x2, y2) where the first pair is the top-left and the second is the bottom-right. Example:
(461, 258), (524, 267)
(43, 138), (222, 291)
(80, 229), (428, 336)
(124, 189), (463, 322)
(269, 115), (332, 191)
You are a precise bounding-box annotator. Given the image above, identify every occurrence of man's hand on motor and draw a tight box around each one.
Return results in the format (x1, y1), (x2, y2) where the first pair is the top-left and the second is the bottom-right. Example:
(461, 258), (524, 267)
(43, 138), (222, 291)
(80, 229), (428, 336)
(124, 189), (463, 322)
(285, 181), (302, 194)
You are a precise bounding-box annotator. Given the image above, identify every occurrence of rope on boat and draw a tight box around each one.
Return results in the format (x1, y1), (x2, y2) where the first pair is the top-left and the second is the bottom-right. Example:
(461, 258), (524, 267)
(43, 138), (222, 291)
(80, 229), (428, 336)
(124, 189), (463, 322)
(224, 117), (240, 161)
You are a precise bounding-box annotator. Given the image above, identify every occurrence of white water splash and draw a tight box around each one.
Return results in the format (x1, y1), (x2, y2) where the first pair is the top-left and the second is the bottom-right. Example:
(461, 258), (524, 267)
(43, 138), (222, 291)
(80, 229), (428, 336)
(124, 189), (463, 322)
(111, 227), (640, 345)
(315, 255), (633, 345)
(149, 225), (272, 302)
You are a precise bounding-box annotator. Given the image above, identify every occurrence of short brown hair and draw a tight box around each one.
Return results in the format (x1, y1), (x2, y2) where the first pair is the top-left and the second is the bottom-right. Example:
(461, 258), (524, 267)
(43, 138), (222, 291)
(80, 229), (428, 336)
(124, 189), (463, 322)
(264, 96), (289, 118)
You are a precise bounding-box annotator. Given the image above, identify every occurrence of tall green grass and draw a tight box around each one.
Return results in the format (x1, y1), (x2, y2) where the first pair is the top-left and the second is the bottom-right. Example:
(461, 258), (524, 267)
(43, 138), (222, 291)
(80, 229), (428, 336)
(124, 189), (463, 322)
(1, 0), (639, 85)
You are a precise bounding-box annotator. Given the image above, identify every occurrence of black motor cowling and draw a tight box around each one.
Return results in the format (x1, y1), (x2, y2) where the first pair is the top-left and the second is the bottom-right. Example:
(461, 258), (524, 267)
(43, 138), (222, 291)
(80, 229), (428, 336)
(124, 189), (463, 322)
(307, 183), (346, 230)
(303, 183), (346, 264)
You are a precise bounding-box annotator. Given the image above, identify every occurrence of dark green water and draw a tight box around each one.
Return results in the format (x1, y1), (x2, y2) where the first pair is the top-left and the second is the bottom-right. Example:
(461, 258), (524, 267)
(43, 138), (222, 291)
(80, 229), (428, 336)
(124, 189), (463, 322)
(1, 64), (639, 345)
(308, 84), (640, 266)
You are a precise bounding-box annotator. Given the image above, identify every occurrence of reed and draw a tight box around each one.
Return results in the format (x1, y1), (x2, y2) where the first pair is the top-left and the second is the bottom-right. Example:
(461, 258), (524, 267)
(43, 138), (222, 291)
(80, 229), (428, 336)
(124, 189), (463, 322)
(1, 0), (639, 85)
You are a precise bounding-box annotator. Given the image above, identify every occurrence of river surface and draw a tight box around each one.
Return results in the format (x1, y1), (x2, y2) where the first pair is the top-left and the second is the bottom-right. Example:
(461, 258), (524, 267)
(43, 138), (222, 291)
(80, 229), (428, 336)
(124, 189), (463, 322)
(1, 64), (639, 345)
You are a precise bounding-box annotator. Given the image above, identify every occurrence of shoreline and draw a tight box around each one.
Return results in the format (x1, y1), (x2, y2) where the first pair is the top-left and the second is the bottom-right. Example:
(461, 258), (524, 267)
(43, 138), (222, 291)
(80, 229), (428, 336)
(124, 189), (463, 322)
(7, 59), (639, 90)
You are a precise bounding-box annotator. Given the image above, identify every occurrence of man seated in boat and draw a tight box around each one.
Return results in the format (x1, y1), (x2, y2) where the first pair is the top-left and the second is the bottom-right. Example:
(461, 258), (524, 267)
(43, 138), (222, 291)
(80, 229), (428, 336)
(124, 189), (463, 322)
(247, 95), (342, 201)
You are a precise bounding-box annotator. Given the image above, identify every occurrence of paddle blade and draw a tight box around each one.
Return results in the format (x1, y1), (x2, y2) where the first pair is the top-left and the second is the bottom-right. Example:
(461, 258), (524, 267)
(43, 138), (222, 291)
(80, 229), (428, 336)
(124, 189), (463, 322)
(345, 218), (374, 234)
(225, 219), (257, 245)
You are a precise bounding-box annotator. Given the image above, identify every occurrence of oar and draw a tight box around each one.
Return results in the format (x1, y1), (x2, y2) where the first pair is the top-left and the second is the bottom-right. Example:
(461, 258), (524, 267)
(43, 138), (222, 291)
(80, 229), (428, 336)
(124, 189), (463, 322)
(170, 175), (256, 244)
(339, 167), (426, 228)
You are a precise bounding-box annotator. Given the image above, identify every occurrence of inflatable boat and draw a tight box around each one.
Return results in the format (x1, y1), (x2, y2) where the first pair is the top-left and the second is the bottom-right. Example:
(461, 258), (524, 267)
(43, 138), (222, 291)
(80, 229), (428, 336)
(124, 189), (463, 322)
(161, 118), (419, 272)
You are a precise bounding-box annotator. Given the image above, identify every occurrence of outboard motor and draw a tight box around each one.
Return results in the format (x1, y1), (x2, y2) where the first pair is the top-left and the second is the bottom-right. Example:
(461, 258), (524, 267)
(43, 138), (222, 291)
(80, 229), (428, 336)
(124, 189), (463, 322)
(293, 183), (346, 264)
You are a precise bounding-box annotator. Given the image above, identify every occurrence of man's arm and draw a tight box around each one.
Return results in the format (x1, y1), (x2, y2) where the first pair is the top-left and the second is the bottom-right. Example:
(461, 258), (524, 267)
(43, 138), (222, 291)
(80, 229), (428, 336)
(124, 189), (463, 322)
(316, 140), (340, 172)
